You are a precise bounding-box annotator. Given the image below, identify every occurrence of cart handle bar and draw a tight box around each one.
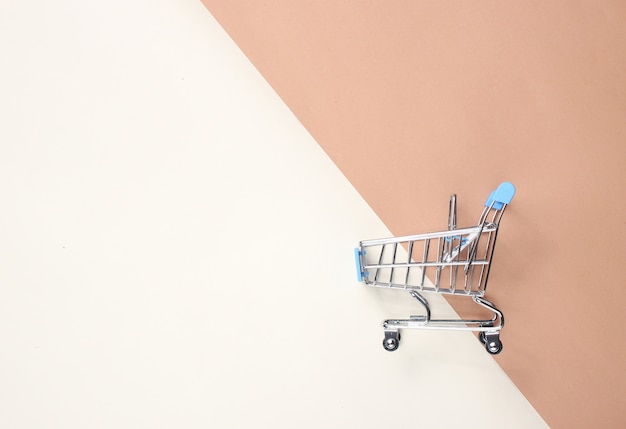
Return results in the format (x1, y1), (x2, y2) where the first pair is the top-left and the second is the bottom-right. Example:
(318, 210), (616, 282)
(485, 182), (516, 210)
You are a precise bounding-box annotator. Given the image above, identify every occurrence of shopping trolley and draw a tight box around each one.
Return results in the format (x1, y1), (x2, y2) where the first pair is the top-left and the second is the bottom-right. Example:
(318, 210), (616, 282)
(354, 182), (516, 354)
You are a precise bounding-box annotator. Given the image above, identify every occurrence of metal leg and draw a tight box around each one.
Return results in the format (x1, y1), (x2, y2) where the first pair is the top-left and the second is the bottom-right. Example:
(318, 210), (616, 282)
(473, 296), (504, 330)
(380, 290), (431, 351)
(474, 296), (504, 354)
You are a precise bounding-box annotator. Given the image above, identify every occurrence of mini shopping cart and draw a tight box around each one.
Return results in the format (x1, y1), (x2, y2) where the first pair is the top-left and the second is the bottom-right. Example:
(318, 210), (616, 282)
(354, 182), (515, 354)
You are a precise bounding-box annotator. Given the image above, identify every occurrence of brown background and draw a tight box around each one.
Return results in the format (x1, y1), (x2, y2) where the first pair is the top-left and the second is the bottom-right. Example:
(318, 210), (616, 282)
(200, 1), (626, 427)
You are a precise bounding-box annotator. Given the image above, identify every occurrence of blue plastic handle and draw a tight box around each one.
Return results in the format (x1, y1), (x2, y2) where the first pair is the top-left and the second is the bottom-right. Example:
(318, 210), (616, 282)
(485, 182), (516, 210)
(354, 248), (365, 282)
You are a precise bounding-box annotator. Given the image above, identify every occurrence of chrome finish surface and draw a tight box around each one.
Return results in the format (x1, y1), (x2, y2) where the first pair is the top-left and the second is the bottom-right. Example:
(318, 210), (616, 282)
(357, 187), (513, 354)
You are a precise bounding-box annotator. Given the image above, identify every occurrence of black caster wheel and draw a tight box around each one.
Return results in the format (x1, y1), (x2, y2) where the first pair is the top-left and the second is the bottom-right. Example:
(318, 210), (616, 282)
(382, 332), (401, 352)
(485, 337), (503, 355)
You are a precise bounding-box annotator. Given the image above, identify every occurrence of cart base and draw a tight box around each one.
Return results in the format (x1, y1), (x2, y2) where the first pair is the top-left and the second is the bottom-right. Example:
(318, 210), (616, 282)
(380, 292), (504, 355)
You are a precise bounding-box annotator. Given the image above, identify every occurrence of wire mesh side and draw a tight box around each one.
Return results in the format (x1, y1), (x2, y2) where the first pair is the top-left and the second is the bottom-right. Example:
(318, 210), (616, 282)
(359, 225), (499, 296)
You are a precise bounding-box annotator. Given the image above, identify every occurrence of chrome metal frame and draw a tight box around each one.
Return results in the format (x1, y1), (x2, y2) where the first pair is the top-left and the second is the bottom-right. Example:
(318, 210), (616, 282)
(356, 183), (515, 354)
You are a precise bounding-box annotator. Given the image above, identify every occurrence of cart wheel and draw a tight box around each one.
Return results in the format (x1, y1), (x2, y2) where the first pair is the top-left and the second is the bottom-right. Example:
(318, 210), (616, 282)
(485, 338), (503, 355)
(382, 337), (399, 351)
(382, 332), (401, 352)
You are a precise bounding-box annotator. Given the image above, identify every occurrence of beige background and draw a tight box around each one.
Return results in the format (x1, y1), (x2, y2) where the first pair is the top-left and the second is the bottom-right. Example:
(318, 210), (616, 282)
(201, 1), (626, 428)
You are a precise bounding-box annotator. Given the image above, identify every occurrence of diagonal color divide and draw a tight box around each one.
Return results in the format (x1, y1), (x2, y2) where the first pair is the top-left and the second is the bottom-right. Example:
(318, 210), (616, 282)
(200, 1), (626, 429)
(0, 1), (549, 427)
